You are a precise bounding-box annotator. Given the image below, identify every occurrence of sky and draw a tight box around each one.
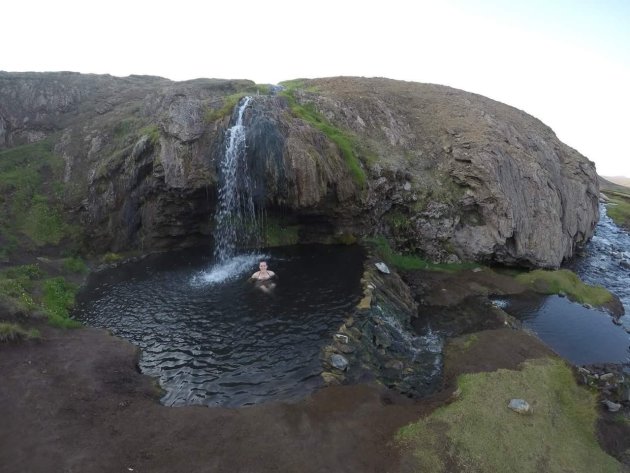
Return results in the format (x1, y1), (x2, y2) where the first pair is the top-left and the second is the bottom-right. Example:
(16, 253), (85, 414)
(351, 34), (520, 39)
(4, 0), (630, 176)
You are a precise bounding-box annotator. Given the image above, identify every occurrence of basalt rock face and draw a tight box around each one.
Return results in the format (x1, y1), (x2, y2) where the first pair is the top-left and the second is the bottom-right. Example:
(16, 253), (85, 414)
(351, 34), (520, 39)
(0, 73), (599, 266)
(285, 78), (599, 267)
(0, 72), (254, 251)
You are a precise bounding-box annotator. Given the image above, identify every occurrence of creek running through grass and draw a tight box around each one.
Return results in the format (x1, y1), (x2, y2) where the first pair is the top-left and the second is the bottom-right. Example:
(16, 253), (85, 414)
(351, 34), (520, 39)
(74, 244), (364, 407)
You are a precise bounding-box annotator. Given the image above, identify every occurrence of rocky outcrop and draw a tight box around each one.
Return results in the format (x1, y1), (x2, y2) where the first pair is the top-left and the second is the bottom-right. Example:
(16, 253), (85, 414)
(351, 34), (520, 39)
(320, 257), (442, 397)
(0, 73), (599, 266)
(285, 78), (599, 267)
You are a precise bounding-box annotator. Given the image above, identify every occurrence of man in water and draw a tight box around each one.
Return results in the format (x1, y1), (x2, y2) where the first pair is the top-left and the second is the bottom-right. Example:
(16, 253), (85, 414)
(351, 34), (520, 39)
(251, 261), (276, 281)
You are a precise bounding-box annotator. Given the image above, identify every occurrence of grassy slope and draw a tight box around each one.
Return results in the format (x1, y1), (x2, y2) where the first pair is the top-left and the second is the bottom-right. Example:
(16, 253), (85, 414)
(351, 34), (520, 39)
(397, 358), (620, 472)
(0, 139), (77, 259)
(599, 176), (630, 228)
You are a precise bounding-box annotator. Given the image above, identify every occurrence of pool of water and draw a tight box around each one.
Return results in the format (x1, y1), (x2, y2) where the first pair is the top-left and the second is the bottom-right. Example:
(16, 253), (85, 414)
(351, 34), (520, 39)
(74, 244), (364, 407)
(494, 205), (630, 366)
(493, 294), (630, 365)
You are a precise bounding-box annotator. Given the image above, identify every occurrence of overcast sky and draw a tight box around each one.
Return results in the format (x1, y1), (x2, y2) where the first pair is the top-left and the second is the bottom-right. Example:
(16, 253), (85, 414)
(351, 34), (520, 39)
(4, 0), (630, 176)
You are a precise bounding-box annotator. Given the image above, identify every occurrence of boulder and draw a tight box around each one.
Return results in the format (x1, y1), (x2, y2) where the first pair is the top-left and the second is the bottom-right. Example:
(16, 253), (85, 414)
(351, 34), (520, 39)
(330, 354), (349, 371)
(508, 398), (532, 414)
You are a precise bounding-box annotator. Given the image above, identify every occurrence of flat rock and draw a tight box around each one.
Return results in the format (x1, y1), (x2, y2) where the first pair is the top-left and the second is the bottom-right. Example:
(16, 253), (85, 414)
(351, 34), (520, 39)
(602, 399), (621, 412)
(330, 354), (349, 371)
(508, 398), (532, 414)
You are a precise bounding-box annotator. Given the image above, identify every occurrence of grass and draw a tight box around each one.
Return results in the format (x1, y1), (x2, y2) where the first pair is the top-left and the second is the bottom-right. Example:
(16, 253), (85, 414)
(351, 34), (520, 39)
(0, 264), (41, 313)
(42, 277), (80, 328)
(204, 93), (247, 123)
(367, 236), (478, 272)
(606, 191), (630, 229)
(0, 139), (74, 253)
(0, 265), (80, 328)
(0, 322), (39, 342)
(280, 88), (367, 187)
(396, 358), (620, 472)
(21, 194), (68, 245)
(63, 256), (89, 274)
(515, 269), (613, 307)
(139, 124), (161, 146)
(101, 252), (123, 264)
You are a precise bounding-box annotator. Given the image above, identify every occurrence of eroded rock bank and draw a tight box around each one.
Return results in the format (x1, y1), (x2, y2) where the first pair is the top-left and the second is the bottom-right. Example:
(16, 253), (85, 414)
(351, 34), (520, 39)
(0, 72), (598, 267)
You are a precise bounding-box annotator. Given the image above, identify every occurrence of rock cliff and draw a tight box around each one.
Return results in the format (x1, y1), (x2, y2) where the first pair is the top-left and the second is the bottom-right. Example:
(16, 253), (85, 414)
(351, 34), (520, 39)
(0, 72), (599, 267)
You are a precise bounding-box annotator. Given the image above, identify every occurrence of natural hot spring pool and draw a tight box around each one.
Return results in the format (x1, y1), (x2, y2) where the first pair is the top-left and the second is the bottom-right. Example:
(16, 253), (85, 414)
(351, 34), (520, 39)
(74, 244), (364, 407)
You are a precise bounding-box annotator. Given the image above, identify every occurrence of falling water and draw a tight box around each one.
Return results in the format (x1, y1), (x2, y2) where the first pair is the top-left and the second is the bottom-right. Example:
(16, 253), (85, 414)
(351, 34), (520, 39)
(213, 96), (261, 263)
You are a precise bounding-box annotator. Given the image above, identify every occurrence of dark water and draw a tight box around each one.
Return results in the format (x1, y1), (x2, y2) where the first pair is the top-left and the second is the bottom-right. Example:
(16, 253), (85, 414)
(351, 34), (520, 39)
(494, 295), (629, 365)
(495, 205), (630, 366)
(74, 245), (364, 407)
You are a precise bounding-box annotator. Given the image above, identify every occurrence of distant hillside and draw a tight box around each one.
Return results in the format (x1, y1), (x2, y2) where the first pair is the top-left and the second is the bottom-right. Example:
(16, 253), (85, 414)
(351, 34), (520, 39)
(602, 176), (630, 188)
(599, 176), (630, 195)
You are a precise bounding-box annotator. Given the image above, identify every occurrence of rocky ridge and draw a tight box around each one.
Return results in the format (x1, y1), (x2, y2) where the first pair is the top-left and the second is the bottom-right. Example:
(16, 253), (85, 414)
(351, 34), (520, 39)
(0, 72), (599, 267)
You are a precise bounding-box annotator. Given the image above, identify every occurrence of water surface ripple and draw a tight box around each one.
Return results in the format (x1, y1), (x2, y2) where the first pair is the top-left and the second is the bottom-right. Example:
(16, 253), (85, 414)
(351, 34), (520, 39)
(74, 245), (364, 407)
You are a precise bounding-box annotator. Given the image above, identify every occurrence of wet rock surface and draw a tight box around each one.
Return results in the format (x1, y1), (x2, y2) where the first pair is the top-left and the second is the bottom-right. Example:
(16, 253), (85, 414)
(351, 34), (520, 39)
(321, 256), (443, 398)
(0, 73), (599, 266)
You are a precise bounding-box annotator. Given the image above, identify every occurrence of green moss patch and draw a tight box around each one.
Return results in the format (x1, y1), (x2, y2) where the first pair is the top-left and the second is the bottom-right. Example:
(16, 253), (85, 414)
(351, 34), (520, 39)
(0, 264), (80, 328)
(101, 252), (124, 264)
(0, 322), (39, 342)
(0, 139), (76, 254)
(396, 358), (620, 472)
(204, 93), (247, 123)
(42, 277), (80, 328)
(263, 218), (300, 247)
(0, 264), (41, 313)
(515, 269), (613, 307)
(367, 236), (477, 272)
(62, 257), (89, 274)
(280, 89), (366, 187)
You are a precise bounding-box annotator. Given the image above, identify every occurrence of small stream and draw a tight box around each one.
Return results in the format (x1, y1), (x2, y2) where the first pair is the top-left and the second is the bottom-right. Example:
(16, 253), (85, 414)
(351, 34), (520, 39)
(496, 205), (630, 366)
(74, 245), (364, 407)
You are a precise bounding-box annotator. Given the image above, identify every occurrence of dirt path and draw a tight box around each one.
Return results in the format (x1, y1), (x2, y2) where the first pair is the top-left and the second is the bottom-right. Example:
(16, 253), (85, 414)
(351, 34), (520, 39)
(0, 318), (561, 473)
(0, 323), (424, 473)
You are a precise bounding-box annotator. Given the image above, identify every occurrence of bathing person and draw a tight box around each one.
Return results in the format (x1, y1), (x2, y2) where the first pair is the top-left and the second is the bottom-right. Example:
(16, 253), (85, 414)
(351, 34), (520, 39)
(251, 261), (276, 281)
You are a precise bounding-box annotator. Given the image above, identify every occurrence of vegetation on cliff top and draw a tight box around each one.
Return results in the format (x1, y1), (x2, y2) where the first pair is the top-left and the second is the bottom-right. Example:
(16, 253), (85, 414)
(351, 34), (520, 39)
(396, 357), (620, 472)
(279, 82), (367, 187)
(515, 269), (613, 307)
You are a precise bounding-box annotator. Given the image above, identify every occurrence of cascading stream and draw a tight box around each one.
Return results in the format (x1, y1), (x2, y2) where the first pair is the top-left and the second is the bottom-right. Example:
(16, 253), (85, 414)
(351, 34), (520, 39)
(213, 96), (261, 264)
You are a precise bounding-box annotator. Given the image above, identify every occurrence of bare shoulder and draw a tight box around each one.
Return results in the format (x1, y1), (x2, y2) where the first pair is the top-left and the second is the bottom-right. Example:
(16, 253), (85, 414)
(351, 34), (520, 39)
(269, 270), (276, 277)
(251, 271), (260, 279)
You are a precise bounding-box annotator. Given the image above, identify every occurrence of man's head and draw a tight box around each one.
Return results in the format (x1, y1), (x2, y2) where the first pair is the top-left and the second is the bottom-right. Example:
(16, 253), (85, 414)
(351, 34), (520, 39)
(259, 261), (268, 271)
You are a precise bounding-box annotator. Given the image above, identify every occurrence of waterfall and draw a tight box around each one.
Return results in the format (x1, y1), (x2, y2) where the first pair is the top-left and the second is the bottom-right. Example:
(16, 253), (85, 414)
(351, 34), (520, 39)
(213, 96), (262, 264)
